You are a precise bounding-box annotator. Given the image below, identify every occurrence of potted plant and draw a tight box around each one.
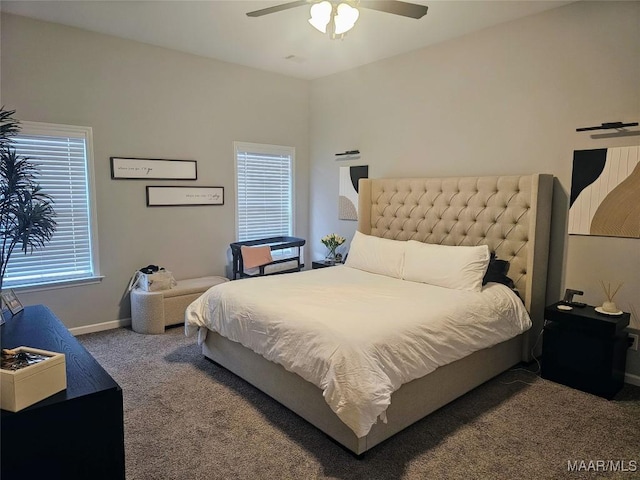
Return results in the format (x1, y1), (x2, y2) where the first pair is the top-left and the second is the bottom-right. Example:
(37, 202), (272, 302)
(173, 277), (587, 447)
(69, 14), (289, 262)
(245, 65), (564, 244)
(0, 107), (57, 296)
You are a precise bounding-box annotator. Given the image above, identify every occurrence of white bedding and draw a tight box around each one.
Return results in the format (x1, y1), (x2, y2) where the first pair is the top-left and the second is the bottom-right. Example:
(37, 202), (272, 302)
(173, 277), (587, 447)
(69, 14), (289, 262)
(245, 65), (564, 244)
(185, 266), (531, 438)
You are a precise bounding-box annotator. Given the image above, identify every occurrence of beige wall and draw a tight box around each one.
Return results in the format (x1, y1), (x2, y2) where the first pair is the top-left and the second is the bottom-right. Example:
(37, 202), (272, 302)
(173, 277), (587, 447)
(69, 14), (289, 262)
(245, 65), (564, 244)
(1, 13), (310, 329)
(309, 1), (639, 327)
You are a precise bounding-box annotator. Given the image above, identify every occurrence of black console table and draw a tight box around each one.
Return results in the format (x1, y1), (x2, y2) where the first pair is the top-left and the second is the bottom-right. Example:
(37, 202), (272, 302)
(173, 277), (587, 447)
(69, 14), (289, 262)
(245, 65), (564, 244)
(1, 305), (125, 479)
(541, 302), (629, 399)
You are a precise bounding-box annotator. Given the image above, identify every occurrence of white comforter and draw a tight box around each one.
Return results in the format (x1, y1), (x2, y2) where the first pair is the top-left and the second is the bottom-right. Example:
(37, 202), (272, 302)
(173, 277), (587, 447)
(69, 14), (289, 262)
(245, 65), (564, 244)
(185, 266), (531, 438)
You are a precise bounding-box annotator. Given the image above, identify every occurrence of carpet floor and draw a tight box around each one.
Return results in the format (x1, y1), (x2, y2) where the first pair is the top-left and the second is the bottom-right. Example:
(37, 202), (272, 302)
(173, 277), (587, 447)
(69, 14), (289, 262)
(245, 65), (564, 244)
(78, 326), (640, 480)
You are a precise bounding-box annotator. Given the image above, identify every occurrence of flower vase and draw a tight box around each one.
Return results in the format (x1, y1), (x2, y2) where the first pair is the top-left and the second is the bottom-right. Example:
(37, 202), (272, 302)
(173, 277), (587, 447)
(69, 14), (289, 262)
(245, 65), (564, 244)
(325, 249), (337, 265)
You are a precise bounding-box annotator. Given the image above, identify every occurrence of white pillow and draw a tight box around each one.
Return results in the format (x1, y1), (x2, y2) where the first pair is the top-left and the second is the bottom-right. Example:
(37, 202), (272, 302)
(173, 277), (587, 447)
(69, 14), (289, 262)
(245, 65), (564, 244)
(344, 231), (405, 279)
(403, 241), (490, 291)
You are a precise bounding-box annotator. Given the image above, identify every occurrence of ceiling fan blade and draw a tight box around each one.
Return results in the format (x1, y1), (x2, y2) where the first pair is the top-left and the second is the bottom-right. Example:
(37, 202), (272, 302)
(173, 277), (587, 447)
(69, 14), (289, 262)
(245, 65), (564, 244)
(360, 1), (428, 19)
(246, 0), (310, 17)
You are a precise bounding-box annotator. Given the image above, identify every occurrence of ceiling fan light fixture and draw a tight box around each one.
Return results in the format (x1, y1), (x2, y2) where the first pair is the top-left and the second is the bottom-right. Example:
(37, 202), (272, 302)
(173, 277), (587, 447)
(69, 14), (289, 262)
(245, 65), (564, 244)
(334, 3), (359, 35)
(309, 1), (359, 38)
(308, 1), (333, 33)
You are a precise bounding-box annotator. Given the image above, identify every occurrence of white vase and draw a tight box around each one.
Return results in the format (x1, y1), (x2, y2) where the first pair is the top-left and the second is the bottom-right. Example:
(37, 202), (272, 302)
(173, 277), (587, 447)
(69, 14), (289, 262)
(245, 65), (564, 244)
(602, 301), (618, 313)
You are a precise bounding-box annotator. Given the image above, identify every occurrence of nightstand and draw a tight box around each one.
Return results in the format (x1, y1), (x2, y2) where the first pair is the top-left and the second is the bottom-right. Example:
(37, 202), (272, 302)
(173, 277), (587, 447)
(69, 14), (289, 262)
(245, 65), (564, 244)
(541, 302), (630, 399)
(312, 260), (342, 269)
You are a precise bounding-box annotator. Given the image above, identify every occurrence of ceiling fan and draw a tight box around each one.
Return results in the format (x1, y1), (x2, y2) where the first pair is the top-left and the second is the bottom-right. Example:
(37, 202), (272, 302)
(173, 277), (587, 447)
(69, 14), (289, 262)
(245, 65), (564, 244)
(246, 1), (428, 39)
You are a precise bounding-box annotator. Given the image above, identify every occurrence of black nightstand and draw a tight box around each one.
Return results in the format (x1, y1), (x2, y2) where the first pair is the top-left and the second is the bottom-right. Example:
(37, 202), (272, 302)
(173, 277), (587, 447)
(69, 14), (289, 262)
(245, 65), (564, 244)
(541, 302), (630, 399)
(312, 260), (342, 269)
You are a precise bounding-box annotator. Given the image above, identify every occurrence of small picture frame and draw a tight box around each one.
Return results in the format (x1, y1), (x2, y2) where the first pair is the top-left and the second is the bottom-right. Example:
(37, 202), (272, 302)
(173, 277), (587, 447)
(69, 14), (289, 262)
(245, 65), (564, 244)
(1, 289), (24, 316)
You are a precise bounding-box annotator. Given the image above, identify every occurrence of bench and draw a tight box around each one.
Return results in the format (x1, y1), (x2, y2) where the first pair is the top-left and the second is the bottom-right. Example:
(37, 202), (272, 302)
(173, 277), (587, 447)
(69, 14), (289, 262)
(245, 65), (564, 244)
(130, 276), (229, 334)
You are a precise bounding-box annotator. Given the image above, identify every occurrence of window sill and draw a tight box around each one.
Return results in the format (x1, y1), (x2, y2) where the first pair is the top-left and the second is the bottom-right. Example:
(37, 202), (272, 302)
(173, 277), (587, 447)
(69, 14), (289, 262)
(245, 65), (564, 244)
(6, 276), (105, 293)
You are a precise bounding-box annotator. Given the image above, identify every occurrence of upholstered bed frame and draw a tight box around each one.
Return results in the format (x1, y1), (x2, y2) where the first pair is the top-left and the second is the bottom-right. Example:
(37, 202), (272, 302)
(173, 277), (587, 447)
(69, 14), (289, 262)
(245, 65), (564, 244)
(203, 174), (553, 455)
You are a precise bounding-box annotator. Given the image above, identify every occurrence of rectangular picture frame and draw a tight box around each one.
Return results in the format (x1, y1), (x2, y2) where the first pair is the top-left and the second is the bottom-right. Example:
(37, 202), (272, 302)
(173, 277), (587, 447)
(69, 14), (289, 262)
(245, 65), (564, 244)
(568, 146), (639, 238)
(146, 186), (224, 207)
(1, 289), (24, 316)
(110, 157), (197, 180)
(339, 165), (368, 221)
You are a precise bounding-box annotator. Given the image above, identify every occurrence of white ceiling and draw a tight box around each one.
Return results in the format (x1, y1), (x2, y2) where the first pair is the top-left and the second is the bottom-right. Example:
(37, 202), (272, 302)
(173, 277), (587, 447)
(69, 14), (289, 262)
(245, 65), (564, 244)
(1, 0), (574, 80)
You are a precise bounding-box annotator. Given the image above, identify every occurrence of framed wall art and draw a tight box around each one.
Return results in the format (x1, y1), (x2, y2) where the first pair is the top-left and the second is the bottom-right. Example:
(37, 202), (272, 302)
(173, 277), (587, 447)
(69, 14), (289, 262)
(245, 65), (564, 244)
(339, 165), (368, 220)
(146, 186), (224, 206)
(568, 146), (639, 238)
(110, 157), (197, 180)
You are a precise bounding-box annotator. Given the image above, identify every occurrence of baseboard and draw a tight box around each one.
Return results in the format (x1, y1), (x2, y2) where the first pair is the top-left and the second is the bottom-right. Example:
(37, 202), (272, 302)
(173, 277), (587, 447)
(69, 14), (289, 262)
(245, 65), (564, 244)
(70, 318), (131, 336)
(625, 372), (640, 387)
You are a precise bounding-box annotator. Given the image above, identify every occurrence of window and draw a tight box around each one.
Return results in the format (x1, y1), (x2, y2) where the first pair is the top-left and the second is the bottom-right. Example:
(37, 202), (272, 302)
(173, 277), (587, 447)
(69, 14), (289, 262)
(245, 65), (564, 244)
(3, 122), (100, 289)
(234, 142), (295, 242)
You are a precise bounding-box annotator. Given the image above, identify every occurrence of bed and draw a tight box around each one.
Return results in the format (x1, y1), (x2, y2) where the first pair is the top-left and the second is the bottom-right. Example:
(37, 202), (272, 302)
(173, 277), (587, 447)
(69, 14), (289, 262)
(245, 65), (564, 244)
(185, 174), (553, 454)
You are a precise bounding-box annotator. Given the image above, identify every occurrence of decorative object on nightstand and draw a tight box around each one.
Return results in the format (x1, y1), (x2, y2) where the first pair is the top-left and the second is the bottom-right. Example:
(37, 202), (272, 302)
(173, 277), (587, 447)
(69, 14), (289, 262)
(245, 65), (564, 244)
(561, 288), (586, 308)
(320, 233), (345, 264)
(541, 302), (630, 399)
(597, 280), (623, 315)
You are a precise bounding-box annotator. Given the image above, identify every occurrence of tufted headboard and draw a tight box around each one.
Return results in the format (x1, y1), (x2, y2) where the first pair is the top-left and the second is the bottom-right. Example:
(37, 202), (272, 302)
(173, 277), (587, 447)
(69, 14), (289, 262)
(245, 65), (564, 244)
(358, 174), (553, 360)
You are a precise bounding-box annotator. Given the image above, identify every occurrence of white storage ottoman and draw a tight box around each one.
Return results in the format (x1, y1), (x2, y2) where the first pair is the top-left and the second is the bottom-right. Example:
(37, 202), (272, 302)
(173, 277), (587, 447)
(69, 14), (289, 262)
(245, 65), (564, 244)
(131, 275), (228, 334)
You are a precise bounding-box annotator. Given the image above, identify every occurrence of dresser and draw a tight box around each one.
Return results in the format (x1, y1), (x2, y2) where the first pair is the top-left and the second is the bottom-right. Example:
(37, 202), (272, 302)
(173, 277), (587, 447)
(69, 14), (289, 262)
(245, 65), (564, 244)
(1, 305), (125, 479)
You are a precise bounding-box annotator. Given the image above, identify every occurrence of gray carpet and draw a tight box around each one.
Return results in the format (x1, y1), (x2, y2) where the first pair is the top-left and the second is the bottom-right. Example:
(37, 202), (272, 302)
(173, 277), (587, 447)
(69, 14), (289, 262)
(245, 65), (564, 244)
(78, 326), (640, 480)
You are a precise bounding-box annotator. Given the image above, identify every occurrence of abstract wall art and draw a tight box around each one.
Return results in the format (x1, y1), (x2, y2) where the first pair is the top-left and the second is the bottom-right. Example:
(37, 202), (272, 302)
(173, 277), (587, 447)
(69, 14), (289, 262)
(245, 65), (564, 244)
(568, 146), (639, 238)
(339, 165), (368, 221)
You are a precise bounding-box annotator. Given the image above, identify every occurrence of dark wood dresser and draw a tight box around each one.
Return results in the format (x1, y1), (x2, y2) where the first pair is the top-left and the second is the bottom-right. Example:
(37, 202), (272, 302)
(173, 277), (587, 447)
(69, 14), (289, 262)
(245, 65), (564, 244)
(1, 305), (125, 479)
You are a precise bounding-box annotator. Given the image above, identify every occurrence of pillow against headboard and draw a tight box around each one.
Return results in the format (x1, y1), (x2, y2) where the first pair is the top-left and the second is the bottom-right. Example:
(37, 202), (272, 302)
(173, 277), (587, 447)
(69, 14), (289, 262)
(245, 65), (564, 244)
(344, 231), (405, 279)
(403, 241), (490, 292)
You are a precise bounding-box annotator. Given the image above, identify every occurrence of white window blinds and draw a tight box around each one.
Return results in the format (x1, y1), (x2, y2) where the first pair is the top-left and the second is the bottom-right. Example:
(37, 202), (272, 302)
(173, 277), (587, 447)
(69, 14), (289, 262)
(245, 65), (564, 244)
(3, 122), (99, 288)
(235, 142), (294, 241)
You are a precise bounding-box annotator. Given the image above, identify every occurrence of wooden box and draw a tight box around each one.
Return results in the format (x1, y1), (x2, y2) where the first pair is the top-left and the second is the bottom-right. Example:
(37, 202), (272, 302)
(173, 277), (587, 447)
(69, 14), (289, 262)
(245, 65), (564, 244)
(1, 346), (66, 412)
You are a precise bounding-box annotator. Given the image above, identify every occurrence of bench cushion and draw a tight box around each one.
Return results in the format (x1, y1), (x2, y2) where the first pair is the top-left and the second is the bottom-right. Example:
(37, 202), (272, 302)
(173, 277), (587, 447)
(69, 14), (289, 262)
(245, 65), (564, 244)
(162, 276), (229, 298)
